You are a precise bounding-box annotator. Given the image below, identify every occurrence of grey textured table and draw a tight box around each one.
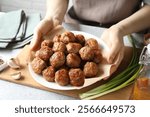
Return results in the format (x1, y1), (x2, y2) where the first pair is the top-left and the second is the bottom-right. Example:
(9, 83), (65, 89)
(0, 23), (137, 100)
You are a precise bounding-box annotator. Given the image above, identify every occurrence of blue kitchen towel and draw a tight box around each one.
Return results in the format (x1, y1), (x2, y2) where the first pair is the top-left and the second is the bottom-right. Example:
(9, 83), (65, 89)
(0, 10), (41, 48)
(8, 35), (33, 49)
(24, 13), (41, 39)
(0, 10), (26, 41)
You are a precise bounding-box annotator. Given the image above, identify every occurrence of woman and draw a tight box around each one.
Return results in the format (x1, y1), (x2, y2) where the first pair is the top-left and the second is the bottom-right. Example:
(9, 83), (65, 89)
(30, 0), (150, 64)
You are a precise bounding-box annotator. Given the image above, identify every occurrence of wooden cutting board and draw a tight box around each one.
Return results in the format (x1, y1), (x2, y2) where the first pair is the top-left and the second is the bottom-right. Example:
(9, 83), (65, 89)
(0, 45), (134, 100)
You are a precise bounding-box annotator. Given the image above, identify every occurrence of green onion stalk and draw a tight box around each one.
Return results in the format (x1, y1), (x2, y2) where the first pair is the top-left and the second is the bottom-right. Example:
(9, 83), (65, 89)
(79, 35), (143, 100)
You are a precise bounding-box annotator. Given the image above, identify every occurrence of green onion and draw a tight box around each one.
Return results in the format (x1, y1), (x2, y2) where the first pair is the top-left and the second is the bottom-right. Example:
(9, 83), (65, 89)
(79, 35), (142, 100)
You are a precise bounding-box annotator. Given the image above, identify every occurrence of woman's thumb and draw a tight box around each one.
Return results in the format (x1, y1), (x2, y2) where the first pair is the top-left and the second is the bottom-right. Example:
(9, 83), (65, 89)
(30, 29), (42, 51)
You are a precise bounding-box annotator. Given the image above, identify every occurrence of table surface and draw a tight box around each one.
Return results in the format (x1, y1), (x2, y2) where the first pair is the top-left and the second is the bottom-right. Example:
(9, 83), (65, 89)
(0, 23), (142, 100)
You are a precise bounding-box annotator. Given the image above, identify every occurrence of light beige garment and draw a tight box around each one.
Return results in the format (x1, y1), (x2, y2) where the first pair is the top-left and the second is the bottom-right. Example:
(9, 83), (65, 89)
(65, 0), (141, 24)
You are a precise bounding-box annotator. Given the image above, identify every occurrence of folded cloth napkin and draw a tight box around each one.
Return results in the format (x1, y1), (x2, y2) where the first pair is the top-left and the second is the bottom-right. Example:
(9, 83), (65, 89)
(0, 42), (9, 48)
(0, 10), (26, 42)
(0, 10), (41, 49)
(15, 14), (27, 41)
(8, 13), (41, 49)
(8, 35), (33, 49)
(24, 13), (41, 39)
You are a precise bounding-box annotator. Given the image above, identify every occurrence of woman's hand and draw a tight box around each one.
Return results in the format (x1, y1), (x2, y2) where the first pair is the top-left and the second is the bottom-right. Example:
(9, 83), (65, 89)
(30, 18), (60, 51)
(100, 25), (125, 64)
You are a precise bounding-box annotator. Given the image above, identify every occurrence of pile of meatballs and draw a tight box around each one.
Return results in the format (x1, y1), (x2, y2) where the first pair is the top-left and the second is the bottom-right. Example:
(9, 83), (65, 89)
(31, 31), (102, 87)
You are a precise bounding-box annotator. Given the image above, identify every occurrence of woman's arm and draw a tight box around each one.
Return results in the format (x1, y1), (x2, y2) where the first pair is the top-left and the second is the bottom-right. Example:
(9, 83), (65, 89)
(115, 5), (150, 36)
(101, 5), (150, 63)
(45, 0), (69, 24)
(30, 0), (69, 51)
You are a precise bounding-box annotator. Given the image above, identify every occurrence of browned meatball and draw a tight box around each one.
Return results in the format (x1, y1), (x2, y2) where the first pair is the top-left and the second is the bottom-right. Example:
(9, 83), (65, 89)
(66, 53), (81, 68)
(83, 62), (98, 78)
(41, 40), (53, 48)
(60, 31), (76, 44)
(50, 52), (65, 68)
(66, 43), (82, 53)
(53, 34), (61, 42)
(79, 46), (94, 61)
(69, 68), (85, 86)
(75, 34), (85, 45)
(36, 46), (53, 61)
(42, 66), (55, 82)
(52, 42), (66, 52)
(93, 49), (102, 64)
(85, 38), (99, 50)
(31, 57), (46, 74)
(55, 69), (70, 86)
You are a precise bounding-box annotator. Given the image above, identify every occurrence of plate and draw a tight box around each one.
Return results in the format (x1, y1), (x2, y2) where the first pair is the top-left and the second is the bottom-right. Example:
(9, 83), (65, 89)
(28, 31), (110, 90)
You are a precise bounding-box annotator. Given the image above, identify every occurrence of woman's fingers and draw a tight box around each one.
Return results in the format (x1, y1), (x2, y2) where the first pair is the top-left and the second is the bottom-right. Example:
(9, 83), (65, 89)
(30, 19), (54, 51)
(103, 47), (124, 80)
(100, 27), (124, 64)
(30, 28), (42, 51)
(108, 40), (122, 64)
(109, 43), (124, 63)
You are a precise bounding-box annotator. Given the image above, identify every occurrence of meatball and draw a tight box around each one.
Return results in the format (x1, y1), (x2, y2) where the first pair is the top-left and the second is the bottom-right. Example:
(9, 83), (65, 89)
(66, 43), (82, 53)
(31, 57), (46, 74)
(85, 38), (99, 50)
(60, 31), (76, 44)
(66, 53), (81, 68)
(55, 69), (70, 86)
(53, 34), (61, 42)
(69, 68), (85, 86)
(93, 49), (102, 64)
(75, 34), (85, 45)
(41, 39), (53, 48)
(36, 46), (53, 61)
(42, 66), (55, 82)
(83, 62), (98, 78)
(50, 52), (65, 68)
(79, 46), (94, 61)
(52, 42), (66, 52)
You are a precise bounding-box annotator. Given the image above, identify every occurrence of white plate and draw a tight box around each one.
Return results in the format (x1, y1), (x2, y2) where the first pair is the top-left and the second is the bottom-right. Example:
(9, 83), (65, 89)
(28, 31), (110, 90)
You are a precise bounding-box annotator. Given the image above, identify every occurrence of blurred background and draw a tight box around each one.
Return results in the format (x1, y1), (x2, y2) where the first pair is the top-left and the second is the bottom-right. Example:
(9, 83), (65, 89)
(0, 0), (72, 18)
